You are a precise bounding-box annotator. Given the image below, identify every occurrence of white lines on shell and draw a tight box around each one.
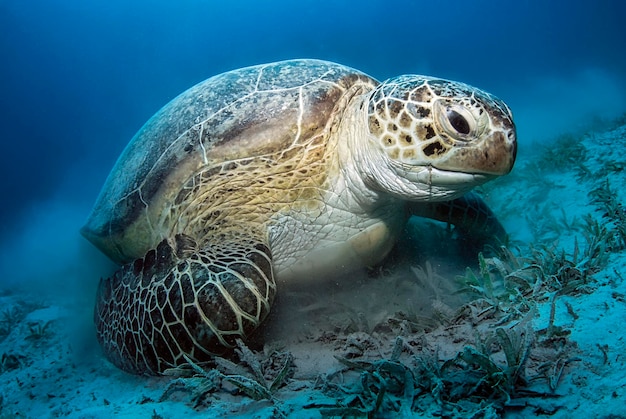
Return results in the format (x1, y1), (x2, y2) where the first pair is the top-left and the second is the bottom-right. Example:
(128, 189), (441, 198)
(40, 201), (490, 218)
(138, 188), (155, 234)
(198, 123), (208, 165)
(254, 65), (265, 92)
(294, 86), (304, 143)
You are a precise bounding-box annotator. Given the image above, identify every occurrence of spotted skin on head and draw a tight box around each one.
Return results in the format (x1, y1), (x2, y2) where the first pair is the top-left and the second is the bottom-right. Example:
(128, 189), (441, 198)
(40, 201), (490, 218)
(367, 76), (516, 175)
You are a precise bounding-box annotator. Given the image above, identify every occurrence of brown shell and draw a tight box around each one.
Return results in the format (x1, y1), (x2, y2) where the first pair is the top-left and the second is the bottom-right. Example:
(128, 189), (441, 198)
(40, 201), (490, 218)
(81, 59), (378, 263)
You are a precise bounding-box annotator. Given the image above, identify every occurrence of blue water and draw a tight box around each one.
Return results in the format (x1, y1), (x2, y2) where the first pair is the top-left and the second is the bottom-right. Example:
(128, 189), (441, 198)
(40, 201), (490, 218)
(0, 0), (625, 302)
(0, 2), (625, 417)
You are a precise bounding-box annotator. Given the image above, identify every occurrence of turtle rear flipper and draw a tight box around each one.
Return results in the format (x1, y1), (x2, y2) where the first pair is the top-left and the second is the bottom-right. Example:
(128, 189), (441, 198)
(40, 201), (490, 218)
(95, 234), (276, 375)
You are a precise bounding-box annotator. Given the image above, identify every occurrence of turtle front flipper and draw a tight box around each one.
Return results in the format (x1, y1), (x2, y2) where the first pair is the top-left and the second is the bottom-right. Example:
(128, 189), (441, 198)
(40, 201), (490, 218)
(94, 234), (276, 375)
(408, 192), (507, 247)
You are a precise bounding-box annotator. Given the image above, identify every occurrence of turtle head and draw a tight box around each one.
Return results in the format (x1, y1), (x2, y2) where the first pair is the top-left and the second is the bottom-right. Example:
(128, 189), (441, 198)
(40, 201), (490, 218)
(363, 75), (516, 201)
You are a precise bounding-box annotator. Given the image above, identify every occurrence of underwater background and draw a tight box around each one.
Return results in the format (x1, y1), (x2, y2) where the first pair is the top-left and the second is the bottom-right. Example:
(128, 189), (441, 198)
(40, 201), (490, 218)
(1, 0), (626, 417)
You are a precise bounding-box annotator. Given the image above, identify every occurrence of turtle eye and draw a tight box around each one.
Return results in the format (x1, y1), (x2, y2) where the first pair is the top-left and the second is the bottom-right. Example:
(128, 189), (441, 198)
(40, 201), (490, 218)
(446, 110), (470, 135)
(433, 100), (477, 141)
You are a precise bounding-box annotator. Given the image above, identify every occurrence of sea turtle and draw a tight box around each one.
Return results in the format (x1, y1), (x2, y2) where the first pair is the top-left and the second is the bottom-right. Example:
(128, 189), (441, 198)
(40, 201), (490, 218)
(82, 59), (516, 375)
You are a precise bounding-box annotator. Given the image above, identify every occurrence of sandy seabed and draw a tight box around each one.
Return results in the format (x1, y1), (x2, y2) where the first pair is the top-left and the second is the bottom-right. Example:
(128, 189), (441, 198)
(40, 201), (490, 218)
(1, 120), (626, 418)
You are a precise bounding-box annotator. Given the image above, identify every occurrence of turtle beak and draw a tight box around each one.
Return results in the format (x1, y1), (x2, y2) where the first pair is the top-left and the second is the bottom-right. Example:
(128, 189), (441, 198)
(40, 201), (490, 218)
(435, 128), (517, 176)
